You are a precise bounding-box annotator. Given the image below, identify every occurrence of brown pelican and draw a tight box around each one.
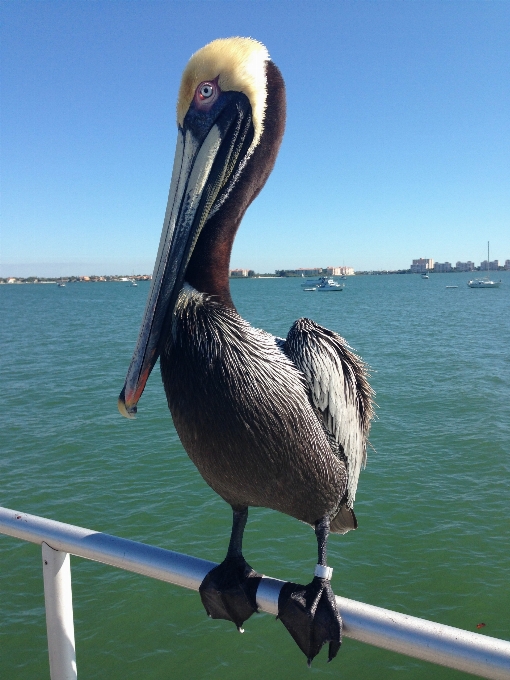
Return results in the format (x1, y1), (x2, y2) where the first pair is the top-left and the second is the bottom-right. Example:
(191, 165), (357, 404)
(118, 37), (373, 664)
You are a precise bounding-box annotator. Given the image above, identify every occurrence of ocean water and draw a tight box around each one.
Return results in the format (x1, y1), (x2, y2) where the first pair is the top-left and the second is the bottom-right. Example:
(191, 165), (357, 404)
(1, 273), (509, 679)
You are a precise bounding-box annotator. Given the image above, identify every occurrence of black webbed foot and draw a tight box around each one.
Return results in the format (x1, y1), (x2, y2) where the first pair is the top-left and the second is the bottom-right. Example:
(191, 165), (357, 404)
(277, 515), (341, 664)
(199, 554), (262, 631)
(199, 507), (261, 631)
(277, 576), (342, 665)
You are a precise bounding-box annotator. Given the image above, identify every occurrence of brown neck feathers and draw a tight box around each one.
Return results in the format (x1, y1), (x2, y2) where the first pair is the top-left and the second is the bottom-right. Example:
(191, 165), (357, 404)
(185, 61), (286, 307)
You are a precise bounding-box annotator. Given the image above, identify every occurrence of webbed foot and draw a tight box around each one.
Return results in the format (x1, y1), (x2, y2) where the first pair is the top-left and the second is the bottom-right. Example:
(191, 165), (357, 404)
(199, 554), (262, 632)
(277, 575), (342, 665)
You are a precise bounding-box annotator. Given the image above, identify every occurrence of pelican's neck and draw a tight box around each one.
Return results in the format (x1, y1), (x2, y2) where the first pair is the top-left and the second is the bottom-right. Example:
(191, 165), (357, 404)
(184, 61), (286, 308)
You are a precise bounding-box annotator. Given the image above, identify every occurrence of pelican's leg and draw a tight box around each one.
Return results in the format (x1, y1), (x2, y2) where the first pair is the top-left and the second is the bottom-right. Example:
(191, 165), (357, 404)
(199, 506), (261, 631)
(277, 515), (342, 665)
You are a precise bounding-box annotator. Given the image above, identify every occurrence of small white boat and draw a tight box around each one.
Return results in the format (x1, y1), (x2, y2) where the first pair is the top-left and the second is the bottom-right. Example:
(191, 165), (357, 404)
(421, 274), (429, 279)
(446, 285), (458, 289)
(130, 279), (138, 287)
(316, 277), (344, 291)
(57, 283), (66, 287)
(467, 242), (501, 288)
(467, 279), (501, 288)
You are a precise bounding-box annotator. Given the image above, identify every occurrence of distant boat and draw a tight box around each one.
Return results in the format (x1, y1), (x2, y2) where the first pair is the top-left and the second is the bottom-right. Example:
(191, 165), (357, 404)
(467, 242), (501, 288)
(446, 285), (458, 289)
(467, 279), (501, 289)
(300, 276), (344, 289)
(129, 279), (138, 287)
(421, 274), (429, 279)
(57, 283), (66, 287)
(316, 277), (344, 292)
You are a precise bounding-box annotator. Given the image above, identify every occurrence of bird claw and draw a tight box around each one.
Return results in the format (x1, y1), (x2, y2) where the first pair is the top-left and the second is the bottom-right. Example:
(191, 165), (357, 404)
(277, 576), (342, 664)
(199, 555), (261, 631)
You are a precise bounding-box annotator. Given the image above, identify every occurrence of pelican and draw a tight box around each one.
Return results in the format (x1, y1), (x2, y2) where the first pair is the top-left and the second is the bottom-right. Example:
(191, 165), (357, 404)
(118, 37), (373, 664)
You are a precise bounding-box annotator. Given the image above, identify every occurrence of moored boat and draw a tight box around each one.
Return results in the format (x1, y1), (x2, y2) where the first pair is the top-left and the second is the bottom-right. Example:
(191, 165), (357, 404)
(467, 278), (501, 289)
(467, 242), (502, 288)
(316, 277), (344, 291)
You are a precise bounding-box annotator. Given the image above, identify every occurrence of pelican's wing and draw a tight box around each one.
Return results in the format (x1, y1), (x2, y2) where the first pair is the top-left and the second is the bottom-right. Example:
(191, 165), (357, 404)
(284, 318), (374, 509)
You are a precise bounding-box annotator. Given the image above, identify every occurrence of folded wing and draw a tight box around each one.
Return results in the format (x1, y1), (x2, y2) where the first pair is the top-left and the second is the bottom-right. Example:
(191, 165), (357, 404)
(284, 318), (374, 525)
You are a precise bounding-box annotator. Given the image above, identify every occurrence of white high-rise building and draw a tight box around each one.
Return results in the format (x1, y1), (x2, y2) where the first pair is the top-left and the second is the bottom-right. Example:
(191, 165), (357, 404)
(327, 266), (354, 276)
(480, 260), (499, 271)
(456, 261), (475, 272)
(410, 258), (434, 273)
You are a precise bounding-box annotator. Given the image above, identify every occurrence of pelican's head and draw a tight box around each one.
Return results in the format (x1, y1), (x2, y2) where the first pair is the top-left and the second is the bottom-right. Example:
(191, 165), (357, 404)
(177, 37), (269, 154)
(119, 38), (282, 418)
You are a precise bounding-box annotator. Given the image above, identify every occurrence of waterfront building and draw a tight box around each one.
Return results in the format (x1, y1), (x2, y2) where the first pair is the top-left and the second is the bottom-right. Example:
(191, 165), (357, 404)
(434, 262), (453, 273)
(327, 266), (354, 276)
(505, 260), (510, 270)
(480, 260), (499, 271)
(230, 269), (249, 277)
(410, 258), (434, 273)
(455, 261), (475, 272)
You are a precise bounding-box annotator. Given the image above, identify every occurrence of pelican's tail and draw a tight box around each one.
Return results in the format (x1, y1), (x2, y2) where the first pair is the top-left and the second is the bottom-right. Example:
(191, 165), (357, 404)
(330, 505), (357, 534)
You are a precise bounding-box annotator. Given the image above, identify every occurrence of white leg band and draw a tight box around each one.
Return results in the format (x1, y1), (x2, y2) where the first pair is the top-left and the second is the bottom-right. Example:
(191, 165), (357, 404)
(314, 564), (333, 579)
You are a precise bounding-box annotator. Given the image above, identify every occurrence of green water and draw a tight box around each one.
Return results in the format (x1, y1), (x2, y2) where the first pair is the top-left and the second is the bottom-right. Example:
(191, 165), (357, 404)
(1, 274), (509, 679)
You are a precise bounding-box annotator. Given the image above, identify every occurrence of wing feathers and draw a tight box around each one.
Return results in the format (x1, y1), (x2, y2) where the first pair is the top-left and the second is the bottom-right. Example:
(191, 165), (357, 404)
(285, 318), (374, 508)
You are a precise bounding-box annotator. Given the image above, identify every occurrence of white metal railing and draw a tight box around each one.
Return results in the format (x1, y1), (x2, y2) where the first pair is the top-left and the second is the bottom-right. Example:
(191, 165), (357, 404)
(1, 505), (509, 680)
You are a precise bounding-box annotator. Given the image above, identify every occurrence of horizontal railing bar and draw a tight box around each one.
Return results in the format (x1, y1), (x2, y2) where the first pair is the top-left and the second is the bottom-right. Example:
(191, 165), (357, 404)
(1, 506), (509, 679)
(0, 506), (215, 590)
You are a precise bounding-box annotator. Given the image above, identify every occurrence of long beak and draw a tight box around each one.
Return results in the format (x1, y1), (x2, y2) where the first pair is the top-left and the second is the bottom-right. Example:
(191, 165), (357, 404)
(118, 93), (253, 418)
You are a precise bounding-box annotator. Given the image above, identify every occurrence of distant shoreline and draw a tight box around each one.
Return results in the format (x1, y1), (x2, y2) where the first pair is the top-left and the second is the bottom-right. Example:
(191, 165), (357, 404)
(2, 269), (508, 285)
(0, 275), (152, 284)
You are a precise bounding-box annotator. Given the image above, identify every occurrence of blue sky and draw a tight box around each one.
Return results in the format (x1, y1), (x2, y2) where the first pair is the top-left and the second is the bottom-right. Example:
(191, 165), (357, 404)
(1, 1), (509, 276)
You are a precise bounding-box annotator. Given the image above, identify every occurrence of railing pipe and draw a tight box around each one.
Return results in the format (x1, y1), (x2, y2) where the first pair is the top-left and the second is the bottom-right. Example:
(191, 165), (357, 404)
(0, 506), (215, 589)
(1, 506), (510, 679)
(42, 543), (77, 680)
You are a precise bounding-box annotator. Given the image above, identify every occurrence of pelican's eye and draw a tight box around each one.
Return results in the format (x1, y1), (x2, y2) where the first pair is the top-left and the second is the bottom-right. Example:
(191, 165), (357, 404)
(193, 78), (220, 111)
(199, 83), (214, 99)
